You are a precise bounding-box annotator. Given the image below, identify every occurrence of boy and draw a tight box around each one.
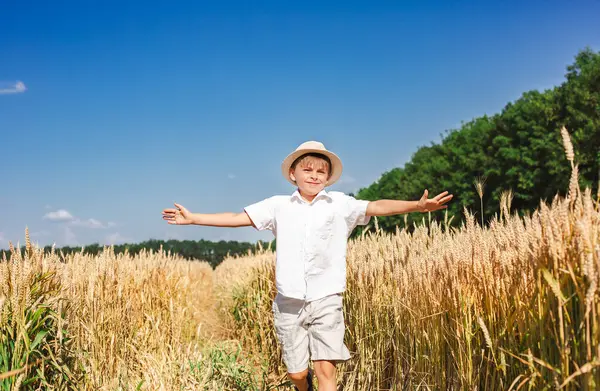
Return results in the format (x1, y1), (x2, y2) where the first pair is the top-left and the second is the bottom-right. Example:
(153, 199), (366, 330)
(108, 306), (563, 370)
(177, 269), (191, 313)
(162, 141), (452, 391)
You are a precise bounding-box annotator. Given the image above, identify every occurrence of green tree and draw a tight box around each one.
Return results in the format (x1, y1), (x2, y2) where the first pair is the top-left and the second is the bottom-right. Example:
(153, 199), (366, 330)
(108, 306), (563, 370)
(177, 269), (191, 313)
(356, 48), (600, 232)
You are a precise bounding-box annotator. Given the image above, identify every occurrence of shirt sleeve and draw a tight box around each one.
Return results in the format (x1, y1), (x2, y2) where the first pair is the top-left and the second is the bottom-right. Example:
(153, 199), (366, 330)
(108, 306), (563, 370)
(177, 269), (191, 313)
(345, 194), (371, 230)
(244, 197), (276, 231)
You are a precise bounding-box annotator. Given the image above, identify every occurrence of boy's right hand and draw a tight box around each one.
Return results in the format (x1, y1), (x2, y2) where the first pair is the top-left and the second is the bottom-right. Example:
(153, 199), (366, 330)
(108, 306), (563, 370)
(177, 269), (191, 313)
(162, 203), (194, 225)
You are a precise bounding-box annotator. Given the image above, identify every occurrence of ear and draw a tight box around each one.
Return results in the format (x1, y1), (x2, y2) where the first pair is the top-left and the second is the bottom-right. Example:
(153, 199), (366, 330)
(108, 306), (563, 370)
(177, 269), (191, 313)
(289, 171), (296, 182)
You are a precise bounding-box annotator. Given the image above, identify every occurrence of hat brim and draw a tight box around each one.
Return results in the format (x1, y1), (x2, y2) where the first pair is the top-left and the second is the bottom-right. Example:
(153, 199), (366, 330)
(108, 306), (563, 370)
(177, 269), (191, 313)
(281, 149), (343, 186)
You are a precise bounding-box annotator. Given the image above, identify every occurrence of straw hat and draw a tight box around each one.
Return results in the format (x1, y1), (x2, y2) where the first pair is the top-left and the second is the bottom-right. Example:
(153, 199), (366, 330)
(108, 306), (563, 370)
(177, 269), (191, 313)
(281, 141), (343, 186)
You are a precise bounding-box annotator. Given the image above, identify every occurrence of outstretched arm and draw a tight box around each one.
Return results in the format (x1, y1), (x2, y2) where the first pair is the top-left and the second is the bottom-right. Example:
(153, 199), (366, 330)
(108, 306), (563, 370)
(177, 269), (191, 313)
(162, 203), (254, 227)
(366, 190), (453, 217)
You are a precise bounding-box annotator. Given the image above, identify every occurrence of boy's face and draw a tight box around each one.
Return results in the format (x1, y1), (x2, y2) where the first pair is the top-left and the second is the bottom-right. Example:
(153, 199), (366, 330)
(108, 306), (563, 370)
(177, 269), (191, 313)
(289, 158), (330, 196)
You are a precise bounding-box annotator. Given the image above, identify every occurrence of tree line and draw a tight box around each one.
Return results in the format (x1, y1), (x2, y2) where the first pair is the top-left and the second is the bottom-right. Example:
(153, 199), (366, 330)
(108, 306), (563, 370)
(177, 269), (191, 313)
(2, 238), (274, 269)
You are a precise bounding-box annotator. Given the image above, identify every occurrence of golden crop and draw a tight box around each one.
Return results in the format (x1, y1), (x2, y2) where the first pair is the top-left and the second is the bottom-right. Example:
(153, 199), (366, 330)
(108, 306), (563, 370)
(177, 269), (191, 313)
(1, 128), (598, 390)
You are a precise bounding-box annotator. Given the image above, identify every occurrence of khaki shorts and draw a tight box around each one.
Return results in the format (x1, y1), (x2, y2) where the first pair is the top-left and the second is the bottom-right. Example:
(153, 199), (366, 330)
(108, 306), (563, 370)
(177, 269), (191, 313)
(272, 293), (351, 373)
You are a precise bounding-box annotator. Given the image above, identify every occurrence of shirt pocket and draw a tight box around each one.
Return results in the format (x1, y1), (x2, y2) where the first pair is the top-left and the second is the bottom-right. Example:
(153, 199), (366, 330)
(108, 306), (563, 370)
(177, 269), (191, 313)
(312, 211), (336, 240)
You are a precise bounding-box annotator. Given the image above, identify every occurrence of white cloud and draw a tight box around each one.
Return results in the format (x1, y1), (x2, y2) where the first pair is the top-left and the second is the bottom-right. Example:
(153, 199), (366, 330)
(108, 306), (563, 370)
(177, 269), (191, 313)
(72, 218), (106, 229)
(0, 232), (5, 244)
(0, 81), (27, 94)
(44, 209), (74, 222)
(43, 209), (113, 229)
(87, 218), (103, 227)
(227, 173), (236, 179)
(105, 232), (133, 245)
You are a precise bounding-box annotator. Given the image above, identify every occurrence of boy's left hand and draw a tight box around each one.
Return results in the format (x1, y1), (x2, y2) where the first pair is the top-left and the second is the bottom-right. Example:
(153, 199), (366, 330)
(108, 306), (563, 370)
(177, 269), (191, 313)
(417, 189), (453, 212)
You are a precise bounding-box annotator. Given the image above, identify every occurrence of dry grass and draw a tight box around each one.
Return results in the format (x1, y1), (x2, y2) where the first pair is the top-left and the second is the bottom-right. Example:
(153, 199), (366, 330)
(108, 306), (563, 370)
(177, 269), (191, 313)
(222, 186), (599, 390)
(0, 240), (247, 390)
(1, 236), (285, 390)
(59, 246), (216, 389)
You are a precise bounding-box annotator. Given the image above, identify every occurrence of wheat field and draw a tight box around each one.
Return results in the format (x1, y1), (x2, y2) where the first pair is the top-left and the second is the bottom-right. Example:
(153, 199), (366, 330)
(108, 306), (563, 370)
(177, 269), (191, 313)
(221, 188), (600, 390)
(1, 128), (599, 390)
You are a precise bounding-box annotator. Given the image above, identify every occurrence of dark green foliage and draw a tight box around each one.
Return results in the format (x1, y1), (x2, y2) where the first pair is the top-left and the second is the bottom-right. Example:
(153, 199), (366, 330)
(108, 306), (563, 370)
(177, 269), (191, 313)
(356, 48), (600, 233)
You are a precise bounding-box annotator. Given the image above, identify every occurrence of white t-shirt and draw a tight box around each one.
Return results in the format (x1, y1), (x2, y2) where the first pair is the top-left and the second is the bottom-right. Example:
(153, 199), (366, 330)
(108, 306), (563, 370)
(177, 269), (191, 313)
(244, 189), (370, 301)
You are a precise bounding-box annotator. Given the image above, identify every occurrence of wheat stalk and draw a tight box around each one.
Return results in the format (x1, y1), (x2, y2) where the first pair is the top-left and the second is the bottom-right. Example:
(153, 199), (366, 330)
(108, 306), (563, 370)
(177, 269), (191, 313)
(474, 176), (487, 226)
(500, 189), (514, 221)
(560, 126), (575, 164)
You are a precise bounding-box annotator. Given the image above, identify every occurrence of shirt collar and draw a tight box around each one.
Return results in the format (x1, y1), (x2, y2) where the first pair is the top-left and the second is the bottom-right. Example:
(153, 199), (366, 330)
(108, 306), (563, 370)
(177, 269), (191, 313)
(291, 188), (331, 204)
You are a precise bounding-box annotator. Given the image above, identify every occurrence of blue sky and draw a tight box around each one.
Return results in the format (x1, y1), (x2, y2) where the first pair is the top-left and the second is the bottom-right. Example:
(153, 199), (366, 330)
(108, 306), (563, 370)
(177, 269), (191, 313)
(1, 0), (599, 248)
